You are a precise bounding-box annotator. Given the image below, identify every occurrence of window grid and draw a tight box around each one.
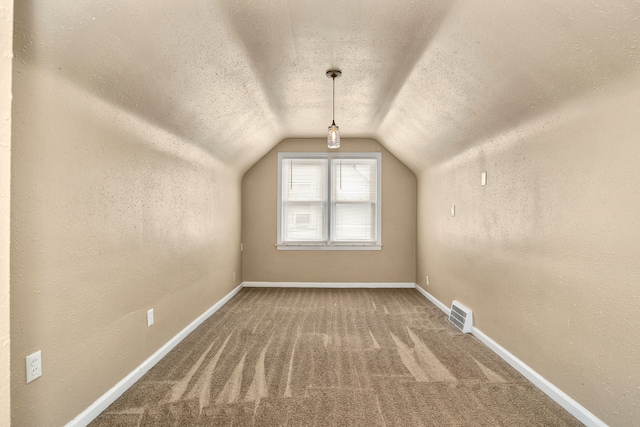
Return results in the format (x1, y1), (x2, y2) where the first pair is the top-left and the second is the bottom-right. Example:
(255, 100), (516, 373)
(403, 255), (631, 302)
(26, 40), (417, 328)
(278, 153), (381, 250)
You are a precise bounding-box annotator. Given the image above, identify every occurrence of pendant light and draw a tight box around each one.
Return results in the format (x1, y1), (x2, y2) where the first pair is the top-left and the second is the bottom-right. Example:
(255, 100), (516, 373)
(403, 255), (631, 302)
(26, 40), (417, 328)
(326, 69), (342, 149)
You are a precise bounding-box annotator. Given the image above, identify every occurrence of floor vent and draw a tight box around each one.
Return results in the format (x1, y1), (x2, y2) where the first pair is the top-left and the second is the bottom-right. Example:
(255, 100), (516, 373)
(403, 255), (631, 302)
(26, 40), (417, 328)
(449, 300), (473, 333)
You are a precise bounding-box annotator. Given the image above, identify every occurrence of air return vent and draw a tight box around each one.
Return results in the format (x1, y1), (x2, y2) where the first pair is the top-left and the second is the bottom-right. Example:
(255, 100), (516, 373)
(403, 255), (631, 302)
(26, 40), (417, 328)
(449, 300), (473, 333)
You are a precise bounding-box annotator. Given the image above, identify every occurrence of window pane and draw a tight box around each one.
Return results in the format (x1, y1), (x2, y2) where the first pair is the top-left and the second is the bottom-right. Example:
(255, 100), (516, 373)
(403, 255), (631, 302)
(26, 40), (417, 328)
(333, 159), (376, 202)
(279, 153), (380, 247)
(334, 203), (375, 241)
(284, 202), (325, 241)
(282, 159), (327, 202)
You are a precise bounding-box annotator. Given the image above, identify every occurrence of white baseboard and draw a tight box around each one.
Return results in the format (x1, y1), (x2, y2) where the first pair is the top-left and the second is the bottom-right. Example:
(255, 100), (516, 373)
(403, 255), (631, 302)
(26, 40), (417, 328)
(414, 285), (607, 427)
(65, 283), (244, 427)
(242, 281), (415, 288)
(414, 284), (451, 314)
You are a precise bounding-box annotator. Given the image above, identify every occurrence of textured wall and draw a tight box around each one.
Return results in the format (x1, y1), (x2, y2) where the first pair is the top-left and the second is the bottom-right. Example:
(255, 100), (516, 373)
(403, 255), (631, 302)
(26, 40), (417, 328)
(416, 76), (640, 426)
(0, 0), (12, 425)
(10, 62), (242, 426)
(242, 138), (416, 283)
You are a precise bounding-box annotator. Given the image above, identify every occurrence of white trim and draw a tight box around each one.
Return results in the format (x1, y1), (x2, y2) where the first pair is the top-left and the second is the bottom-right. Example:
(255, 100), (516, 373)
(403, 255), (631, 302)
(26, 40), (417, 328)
(413, 285), (608, 427)
(276, 244), (381, 251)
(277, 152), (382, 248)
(471, 328), (606, 427)
(64, 283), (244, 427)
(415, 284), (450, 314)
(243, 281), (414, 289)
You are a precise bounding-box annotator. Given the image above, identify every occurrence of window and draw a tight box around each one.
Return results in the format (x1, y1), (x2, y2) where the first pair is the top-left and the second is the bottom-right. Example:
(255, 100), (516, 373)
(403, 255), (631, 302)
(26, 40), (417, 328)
(277, 152), (381, 250)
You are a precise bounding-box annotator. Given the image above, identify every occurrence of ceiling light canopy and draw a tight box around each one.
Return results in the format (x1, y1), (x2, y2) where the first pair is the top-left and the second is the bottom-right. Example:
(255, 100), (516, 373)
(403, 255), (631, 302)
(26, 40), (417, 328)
(326, 69), (342, 149)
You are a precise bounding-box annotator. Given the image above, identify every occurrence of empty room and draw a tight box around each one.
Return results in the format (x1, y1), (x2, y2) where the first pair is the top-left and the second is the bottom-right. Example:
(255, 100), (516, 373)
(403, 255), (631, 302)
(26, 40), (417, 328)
(1, 0), (639, 426)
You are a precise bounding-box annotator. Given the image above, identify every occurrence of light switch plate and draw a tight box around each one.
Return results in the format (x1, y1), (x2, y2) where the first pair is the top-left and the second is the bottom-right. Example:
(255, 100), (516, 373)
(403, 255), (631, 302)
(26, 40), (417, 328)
(481, 172), (487, 186)
(451, 205), (455, 217)
(147, 309), (154, 327)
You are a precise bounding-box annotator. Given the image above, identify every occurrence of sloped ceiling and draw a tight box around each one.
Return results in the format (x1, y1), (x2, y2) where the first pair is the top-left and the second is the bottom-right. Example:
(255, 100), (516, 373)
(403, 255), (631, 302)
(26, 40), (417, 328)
(15, 0), (640, 173)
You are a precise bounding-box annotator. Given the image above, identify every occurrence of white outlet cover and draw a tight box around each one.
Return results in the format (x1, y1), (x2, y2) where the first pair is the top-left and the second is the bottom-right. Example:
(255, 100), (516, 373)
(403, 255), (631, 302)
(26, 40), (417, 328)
(147, 309), (154, 327)
(451, 205), (455, 217)
(426, 275), (430, 285)
(26, 350), (42, 383)
(481, 172), (487, 186)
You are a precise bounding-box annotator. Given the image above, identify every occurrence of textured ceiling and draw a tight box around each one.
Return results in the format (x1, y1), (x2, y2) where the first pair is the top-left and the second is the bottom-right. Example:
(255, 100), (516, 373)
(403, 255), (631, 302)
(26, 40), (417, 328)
(14, 0), (640, 173)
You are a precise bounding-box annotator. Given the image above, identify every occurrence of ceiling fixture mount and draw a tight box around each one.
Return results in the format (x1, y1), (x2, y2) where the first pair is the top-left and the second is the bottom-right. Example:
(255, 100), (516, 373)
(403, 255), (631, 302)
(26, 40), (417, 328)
(326, 69), (342, 149)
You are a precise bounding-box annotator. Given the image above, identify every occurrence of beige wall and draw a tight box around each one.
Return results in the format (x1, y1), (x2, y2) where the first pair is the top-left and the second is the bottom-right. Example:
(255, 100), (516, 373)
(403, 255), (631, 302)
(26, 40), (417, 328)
(0, 0), (12, 425)
(10, 62), (242, 427)
(242, 138), (416, 283)
(416, 75), (640, 426)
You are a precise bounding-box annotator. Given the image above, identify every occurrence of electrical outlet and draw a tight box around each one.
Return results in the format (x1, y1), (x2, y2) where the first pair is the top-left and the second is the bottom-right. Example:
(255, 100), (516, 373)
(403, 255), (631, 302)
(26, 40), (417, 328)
(147, 309), (154, 327)
(451, 205), (456, 217)
(26, 351), (42, 383)
(481, 172), (487, 186)
(426, 275), (430, 286)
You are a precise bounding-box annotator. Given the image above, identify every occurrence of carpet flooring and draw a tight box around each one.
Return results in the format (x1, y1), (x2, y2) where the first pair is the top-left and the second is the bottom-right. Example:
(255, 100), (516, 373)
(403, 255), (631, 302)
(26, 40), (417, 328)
(89, 288), (582, 426)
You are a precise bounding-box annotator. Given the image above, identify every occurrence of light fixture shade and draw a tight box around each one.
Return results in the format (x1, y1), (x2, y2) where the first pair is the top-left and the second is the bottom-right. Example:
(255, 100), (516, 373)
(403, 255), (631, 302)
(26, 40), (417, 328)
(327, 122), (340, 149)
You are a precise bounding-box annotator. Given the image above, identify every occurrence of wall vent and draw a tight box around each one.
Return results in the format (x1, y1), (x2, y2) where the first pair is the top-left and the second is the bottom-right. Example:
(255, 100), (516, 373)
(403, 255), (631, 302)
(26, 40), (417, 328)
(449, 300), (473, 333)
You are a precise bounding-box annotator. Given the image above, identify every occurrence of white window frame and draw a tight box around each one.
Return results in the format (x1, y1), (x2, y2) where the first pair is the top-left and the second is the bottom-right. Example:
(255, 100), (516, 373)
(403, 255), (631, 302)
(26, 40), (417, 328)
(277, 152), (382, 250)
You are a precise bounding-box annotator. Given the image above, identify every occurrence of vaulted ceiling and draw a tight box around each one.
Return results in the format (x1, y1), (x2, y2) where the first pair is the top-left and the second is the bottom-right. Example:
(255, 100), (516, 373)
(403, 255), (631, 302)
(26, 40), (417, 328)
(15, 0), (640, 173)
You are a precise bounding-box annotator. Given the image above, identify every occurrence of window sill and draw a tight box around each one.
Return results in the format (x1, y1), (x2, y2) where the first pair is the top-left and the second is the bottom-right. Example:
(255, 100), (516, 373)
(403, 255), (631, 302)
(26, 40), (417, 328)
(276, 244), (382, 251)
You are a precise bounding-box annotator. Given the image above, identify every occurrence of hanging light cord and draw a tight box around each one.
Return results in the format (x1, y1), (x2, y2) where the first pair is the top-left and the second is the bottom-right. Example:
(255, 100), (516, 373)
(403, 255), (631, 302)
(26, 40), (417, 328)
(332, 75), (336, 125)
(326, 69), (341, 149)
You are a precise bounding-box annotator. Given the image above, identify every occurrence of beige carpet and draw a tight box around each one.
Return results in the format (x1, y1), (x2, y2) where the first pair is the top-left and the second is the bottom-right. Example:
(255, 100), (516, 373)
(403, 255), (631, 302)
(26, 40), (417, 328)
(90, 288), (582, 426)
